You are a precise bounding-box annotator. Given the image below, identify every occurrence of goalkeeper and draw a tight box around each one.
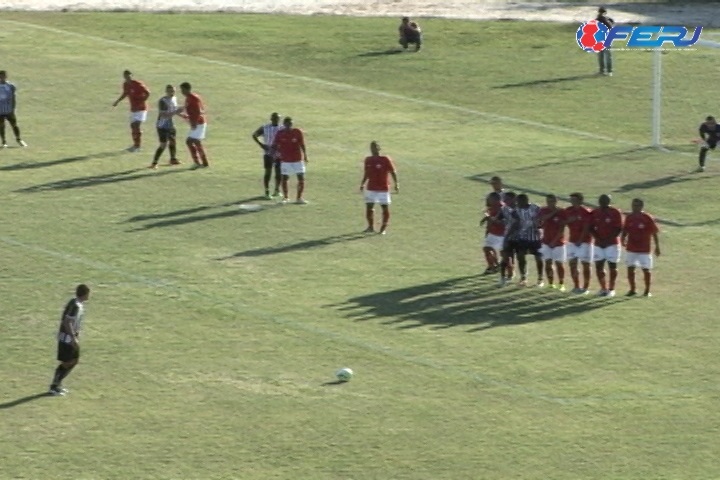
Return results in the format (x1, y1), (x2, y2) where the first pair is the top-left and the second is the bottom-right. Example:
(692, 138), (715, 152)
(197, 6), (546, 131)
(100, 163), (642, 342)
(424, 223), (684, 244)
(698, 116), (720, 172)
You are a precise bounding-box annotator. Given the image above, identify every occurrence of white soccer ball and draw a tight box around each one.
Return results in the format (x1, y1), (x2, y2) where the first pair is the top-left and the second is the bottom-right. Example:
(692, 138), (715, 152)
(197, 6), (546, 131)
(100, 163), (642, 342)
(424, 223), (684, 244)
(335, 368), (354, 382)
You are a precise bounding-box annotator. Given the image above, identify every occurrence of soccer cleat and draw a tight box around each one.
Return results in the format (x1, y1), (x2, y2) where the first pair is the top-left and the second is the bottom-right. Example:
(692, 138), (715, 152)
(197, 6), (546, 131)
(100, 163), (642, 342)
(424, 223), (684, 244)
(169, 159), (181, 165)
(148, 164), (158, 169)
(625, 291), (637, 297)
(557, 285), (567, 293)
(378, 229), (387, 235)
(597, 289), (608, 297)
(643, 292), (653, 298)
(607, 290), (616, 298)
(517, 277), (528, 287)
(280, 198), (289, 204)
(17, 139), (27, 147)
(127, 146), (140, 152)
(571, 287), (582, 294)
(497, 277), (508, 287)
(1, 143), (7, 148)
(271, 191), (281, 197)
(263, 193), (273, 200)
(607, 72), (613, 77)
(48, 386), (67, 396)
(697, 166), (706, 173)
(535, 281), (545, 288)
(295, 199), (308, 205)
(576, 288), (590, 295)
(363, 227), (375, 233)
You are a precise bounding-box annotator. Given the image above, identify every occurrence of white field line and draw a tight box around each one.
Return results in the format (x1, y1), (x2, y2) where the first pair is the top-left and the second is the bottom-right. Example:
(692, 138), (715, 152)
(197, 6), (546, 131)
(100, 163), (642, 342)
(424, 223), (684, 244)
(2, 18), (643, 148)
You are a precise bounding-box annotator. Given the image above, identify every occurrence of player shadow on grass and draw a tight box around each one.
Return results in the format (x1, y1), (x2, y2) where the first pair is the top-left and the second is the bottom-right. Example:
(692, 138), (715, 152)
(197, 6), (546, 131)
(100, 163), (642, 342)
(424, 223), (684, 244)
(493, 73), (599, 89)
(0, 392), (51, 410)
(218, 232), (368, 259)
(357, 48), (406, 57)
(0, 150), (126, 172)
(16, 167), (187, 193)
(332, 275), (626, 331)
(613, 171), (720, 193)
(126, 197), (266, 223)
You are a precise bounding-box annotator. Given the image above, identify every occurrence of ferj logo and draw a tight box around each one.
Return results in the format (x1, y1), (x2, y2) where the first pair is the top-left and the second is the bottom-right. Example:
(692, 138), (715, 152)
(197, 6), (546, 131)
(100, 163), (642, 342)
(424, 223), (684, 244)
(576, 23), (703, 51)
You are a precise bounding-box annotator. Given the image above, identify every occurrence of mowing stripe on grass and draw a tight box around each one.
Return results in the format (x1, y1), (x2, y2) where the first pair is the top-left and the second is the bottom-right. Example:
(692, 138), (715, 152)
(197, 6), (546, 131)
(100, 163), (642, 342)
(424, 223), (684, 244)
(3, 234), (716, 405)
(1, 18), (642, 148)
(0, 234), (568, 405)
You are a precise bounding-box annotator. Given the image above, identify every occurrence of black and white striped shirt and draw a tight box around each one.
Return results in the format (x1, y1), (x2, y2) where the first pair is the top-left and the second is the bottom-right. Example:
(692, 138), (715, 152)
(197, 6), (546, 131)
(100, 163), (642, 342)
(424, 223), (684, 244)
(514, 204), (542, 242)
(259, 123), (283, 148)
(0, 82), (16, 115)
(156, 95), (177, 129)
(58, 298), (84, 344)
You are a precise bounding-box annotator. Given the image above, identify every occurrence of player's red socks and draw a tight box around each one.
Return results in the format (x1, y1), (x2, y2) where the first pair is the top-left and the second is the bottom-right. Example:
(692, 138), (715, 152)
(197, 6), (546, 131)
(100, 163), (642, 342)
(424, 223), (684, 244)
(196, 143), (208, 166)
(131, 124), (141, 148)
(297, 179), (305, 200)
(281, 178), (289, 199)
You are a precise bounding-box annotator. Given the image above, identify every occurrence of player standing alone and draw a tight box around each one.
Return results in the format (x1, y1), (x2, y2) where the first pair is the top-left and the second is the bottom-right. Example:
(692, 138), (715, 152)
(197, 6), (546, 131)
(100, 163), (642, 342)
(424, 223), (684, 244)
(596, 8), (614, 76)
(621, 198), (660, 297)
(49, 284), (90, 396)
(252, 112), (284, 199)
(697, 115), (720, 172)
(272, 117), (308, 204)
(590, 194), (623, 297)
(0, 70), (28, 148)
(360, 141), (399, 234)
(112, 70), (150, 152)
(175, 82), (209, 168)
(399, 17), (422, 52)
(150, 85), (180, 168)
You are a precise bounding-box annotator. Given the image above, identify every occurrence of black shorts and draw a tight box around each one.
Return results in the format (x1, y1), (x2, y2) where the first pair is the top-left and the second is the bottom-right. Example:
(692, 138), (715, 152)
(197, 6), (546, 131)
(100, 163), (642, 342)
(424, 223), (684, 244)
(0, 113), (17, 124)
(57, 342), (80, 362)
(263, 154), (280, 169)
(511, 240), (542, 256)
(157, 127), (176, 143)
(704, 141), (718, 150)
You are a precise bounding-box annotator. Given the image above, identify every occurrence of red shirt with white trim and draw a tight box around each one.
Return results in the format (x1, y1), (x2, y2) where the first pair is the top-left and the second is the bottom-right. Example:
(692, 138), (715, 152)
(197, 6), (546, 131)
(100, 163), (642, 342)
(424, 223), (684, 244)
(623, 212), (659, 253)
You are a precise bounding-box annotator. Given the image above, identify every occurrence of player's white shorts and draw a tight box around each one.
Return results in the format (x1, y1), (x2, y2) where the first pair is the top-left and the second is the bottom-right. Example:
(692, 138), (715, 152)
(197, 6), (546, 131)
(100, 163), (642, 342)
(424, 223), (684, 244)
(593, 245), (621, 263)
(130, 111), (148, 123)
(567, 243), (593, 263)
(484, 233), (504, 251)
(188, 123), (207, 140)
(625, 252), (653, 270)
(364, 190), (391, 205)
(540, 244), (567, 262)
(281, 161), (306, 176)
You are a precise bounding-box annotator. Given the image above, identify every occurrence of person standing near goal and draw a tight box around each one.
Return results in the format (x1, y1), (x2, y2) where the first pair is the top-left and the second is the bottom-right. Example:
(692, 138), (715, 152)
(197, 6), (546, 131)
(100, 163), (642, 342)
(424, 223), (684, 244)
(112, 70), (150, 152)
(150, 84), (179, 168)
(0, 70), (28, 148)
(697, 115), (720, 172)
(596, 7), (615, 76)
(49, 284), (90, 396)
(621, 198), (660, 297)
(252, 112), (284, 199)
(360, 141), (398, 234)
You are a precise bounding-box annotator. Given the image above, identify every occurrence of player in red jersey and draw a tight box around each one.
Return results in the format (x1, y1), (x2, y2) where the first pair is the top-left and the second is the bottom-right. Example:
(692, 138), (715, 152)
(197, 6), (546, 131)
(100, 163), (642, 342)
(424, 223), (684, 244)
(271, 117), (308, 204)
(590, 194), (623, 297)
(564, 192), (594, 294)
(621, 198), (660, 297)
(175, 82), (208, 168)
(480, 192), (505, 274)
(359, 141), (398, 234)
(112, 70), (150, 152)
(538, 194), (568, 291)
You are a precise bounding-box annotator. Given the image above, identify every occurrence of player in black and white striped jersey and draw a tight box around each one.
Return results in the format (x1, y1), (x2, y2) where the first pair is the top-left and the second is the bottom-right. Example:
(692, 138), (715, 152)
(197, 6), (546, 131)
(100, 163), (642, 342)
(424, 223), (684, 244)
(0, 70), (28, 148)
(149, 85), (179, 168)
(252, 113), (284, 199)
(506, 194), (545, 287)
(49, 284), (90, 396)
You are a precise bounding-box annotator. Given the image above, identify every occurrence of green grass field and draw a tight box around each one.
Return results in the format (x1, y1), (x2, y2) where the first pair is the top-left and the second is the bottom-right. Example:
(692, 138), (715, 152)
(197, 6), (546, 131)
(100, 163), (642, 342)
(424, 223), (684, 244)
(1, 12), (720, 480)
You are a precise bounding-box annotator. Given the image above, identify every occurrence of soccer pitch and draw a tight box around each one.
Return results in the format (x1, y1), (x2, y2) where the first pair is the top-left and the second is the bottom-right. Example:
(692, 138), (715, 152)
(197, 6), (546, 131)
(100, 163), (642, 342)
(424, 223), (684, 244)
(1, 13), (719, 479)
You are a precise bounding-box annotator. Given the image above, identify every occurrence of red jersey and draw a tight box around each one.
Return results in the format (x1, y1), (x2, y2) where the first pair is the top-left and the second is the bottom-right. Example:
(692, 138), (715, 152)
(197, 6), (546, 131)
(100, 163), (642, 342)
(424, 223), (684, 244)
(184, 93), (206, 126)
(123, 80), (149, 112)
(364, 155), (395, 192)
(486, 204), (505, 236)
(539, 207), (567, 245)
(590, 207), (623, 245)
(565, 205), (593, 244)
(273, 128), (305, 163)
(623, 212), (659, 253)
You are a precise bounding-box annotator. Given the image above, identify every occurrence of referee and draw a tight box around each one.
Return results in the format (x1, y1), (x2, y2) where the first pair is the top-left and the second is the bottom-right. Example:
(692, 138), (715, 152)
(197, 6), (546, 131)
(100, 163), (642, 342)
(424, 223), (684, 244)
(49, 284), (90, 396)
(252, 112), (284, 199)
